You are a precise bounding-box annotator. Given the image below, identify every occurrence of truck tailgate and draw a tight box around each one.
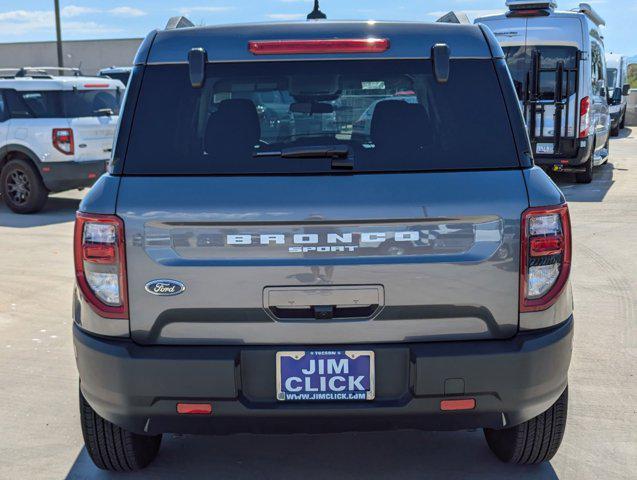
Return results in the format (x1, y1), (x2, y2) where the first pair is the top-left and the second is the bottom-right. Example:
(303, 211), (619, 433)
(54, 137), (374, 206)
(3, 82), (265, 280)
(117, 170), (528, 345)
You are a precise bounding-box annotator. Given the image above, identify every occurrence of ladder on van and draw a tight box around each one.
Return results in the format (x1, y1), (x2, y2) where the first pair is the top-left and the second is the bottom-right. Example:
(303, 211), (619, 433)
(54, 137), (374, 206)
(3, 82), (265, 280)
(524, 50), (581, 156)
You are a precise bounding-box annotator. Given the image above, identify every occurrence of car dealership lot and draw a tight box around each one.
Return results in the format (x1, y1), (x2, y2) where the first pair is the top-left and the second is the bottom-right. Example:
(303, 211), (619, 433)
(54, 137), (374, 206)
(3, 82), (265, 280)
(0, 130), (635, 479)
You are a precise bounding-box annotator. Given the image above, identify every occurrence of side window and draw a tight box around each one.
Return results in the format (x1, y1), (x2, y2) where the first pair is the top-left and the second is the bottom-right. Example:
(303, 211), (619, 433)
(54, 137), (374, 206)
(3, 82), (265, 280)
(0, 92), (6, 121)
(590, 42), (604, 95)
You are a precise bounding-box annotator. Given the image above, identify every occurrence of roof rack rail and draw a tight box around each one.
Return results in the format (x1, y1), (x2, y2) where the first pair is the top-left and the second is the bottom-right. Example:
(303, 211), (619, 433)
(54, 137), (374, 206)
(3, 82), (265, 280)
(165, 16), (194, 30)
(575, 2), (605, 26)
(0, 66), (83, 79)
(506, 1), (557, 10)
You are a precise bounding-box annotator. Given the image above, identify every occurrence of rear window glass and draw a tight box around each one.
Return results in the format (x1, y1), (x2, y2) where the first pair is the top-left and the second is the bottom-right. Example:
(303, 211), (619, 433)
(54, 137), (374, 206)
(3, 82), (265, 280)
(503, 46), (578, 101)
(9, 89), (122, 118)
(124, 60), (519, 175)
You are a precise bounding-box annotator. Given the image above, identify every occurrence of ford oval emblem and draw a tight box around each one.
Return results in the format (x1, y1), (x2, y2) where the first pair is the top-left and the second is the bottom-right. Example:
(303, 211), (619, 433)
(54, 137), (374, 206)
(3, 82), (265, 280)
(145, 279), (186, 296)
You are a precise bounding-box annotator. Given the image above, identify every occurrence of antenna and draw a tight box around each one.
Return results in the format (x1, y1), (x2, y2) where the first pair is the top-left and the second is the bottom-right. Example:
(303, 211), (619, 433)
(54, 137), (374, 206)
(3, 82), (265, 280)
(307, 0), (327, 20)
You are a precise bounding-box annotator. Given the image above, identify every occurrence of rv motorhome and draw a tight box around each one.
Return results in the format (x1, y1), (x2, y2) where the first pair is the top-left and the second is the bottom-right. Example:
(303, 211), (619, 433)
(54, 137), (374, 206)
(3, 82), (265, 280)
(606, 53), (631, 136)
(475, 2), (610, 183)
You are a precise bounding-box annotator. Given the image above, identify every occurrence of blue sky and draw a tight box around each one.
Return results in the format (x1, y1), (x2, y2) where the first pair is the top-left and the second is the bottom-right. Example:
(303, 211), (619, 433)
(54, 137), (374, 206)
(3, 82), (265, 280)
(1, 1), (635, 56)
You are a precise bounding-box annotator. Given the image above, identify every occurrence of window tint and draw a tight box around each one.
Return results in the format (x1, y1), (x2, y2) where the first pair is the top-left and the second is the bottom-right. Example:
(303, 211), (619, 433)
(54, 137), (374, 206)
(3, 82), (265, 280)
(8, 89), (121, 118)
(124, 60), (520, 175)
(606, 68), (618, 89)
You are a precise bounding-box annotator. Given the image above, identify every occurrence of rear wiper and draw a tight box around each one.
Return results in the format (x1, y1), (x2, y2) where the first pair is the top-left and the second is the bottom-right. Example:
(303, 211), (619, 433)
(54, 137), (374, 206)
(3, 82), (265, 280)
(254, 145), (353, 169)
(94, 108), (114, 116)
(254, 145), (349, 159)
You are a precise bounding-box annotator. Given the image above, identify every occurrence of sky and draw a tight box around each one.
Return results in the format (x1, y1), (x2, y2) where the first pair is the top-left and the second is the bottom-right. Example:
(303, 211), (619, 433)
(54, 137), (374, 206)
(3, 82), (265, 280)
(1, 1), (635, 57)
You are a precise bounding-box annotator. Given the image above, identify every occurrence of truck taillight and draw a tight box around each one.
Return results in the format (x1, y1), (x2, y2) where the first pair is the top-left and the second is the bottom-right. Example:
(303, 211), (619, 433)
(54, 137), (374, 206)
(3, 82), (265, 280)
(53, 128), (74, 155)
(74, 213), (128, 319)
(578, 97), (590, 138)
(520, 205), (571, 312)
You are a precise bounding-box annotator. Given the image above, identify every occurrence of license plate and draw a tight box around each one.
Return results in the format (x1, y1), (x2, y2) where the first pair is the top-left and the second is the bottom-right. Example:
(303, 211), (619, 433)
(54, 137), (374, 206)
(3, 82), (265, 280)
(536, 143), (555, 154)
(276, 350), (375, 401)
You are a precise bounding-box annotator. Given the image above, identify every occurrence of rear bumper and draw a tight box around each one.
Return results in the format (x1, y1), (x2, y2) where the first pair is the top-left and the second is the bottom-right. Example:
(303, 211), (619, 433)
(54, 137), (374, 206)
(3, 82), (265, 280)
(74, 317), (573, 436)
(40, 160), (106, 192)
(533, 138), (592, 172)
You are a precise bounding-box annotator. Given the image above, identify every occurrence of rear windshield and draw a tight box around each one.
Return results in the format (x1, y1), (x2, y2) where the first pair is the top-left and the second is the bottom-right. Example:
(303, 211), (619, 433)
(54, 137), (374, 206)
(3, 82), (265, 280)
(503, 46), (579, 101)
(124, 60), (519, 175)
(8, 89), (122, 118)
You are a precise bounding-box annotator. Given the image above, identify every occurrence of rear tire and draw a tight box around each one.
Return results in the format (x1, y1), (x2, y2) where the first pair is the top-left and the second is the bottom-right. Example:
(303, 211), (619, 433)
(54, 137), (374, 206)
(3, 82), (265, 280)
(484, 387), (568, 465)
(80, 389), (162, 471)
(0, 158), (49, 214)
(575, 146), (594, 184)
(610, 123), (620, 137)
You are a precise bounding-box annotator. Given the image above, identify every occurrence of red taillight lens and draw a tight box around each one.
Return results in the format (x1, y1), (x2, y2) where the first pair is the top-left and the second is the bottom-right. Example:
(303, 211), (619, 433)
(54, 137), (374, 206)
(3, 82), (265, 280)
(177, 403), (213, 415)
(579, 96), (590, 138)
(74, 213), (128, 319)
(248, 38), (390, 55)
(520, 205), (571, 312)
(52, 128), (74, 155)
(530, 236), (564, 256)
(440, 398), (476, 411)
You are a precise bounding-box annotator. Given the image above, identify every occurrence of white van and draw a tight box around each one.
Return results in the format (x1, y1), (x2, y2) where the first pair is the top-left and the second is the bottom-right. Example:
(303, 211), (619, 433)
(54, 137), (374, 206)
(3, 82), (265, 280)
(606, 54), (630, 136)
(475, 2), (610, 183)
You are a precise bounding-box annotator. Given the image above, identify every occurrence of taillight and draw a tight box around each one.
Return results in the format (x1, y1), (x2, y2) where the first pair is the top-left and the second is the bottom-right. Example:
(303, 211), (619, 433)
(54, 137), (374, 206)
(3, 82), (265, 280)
(248, 38), (390, 55)
(579, 97), (590, 138)
(74, 213), (128, 319)
(53, 128), (74, 155)
(520, 205), (571, 312)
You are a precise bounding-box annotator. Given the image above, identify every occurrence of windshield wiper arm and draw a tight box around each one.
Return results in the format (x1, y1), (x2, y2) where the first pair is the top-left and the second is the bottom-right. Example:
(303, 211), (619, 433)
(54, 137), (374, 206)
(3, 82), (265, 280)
(254, 145), (349, 159)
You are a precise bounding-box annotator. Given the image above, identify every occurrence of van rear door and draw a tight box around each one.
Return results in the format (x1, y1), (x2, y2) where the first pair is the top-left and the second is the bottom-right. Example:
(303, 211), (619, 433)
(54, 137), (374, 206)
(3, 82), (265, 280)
(115, 58), (530, 346)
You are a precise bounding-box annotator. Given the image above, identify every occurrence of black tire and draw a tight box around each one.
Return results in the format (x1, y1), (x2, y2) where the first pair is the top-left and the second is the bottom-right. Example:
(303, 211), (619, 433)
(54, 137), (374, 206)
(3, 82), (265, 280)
(575, 146), (594, 184)
(80, 389), (162, 471)
(0, 158), (49, 214)
(484, 387), (568, 465)
(619, 109), (626, 130)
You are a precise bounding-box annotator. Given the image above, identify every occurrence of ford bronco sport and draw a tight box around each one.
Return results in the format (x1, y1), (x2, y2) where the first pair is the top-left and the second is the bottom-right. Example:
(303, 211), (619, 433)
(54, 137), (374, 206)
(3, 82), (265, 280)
(0, 68), (124, 214)
(73, 20), (573, 471)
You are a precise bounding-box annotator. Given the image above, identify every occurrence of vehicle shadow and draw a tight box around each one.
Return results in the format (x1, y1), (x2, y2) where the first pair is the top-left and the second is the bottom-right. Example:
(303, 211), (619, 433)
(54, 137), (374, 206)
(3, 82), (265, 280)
(65, 430), (559, 479)
(0, 195), (80, 228)
(616, 126), (632, 139)
(552, 161), (616, 202)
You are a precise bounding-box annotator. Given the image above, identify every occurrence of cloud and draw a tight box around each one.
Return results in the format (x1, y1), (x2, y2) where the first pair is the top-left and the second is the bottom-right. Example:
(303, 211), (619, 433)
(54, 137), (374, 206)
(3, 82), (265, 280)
(268, 13), (305, 20)
(178, 6), (234, 15)
(108, 7), (146, 17)
(426, 9), (502, 19)
(62, 6), (100, 18)
(0, 9), (120, 37)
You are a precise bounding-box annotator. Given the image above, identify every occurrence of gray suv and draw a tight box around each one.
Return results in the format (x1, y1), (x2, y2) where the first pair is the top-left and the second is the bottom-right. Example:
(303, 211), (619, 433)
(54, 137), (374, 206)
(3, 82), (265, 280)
(73, 21), (573, 471)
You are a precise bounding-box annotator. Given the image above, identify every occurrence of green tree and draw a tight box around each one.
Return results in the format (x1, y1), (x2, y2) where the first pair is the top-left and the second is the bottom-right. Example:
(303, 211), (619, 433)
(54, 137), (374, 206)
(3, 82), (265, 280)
(628, 64), (637, 88)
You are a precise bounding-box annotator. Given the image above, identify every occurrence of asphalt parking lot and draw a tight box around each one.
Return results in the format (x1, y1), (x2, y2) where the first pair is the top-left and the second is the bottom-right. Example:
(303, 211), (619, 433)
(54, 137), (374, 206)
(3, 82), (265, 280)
(0, 129), (635, 480)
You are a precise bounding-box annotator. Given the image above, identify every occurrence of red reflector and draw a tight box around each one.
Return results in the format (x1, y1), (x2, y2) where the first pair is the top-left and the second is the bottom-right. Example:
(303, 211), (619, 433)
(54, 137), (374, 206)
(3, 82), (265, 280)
(530, 236), (564, 256)
(83, 243), (116, 264)
(177, 403), (212, 415)
(440, 398), (476, 411)
(42, 166), (51, 173)
(249, 38), (390, 55)
(83, 83), (110, 88)
(88, 173), (97, 179)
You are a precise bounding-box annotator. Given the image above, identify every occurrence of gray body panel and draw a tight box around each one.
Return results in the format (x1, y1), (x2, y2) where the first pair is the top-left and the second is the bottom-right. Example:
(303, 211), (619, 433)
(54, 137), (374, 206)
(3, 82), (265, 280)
(116, 170), (528, 345)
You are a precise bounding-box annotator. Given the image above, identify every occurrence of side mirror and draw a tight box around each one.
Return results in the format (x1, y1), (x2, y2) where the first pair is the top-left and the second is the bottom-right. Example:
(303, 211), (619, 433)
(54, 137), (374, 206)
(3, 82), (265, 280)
(622, 83), (631, 96)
